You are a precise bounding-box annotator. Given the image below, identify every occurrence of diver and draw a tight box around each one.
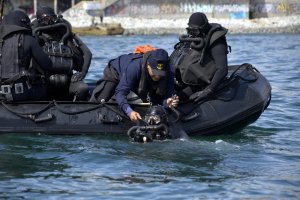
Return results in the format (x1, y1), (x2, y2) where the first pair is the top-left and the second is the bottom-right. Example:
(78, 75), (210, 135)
(90, 49), (179, 123)
(127, 105), (170, 142)
(0, 10), (54, 101)
(31, 6), (92, 101)
(170, 12), (229, 102)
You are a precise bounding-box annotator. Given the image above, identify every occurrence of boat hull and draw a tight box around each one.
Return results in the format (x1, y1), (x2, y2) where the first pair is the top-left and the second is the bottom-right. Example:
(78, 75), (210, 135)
(0, 64), (271, 136)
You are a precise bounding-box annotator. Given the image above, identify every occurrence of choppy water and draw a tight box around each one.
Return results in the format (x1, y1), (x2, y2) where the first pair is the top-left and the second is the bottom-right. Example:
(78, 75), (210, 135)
(0, 34), (299, 199)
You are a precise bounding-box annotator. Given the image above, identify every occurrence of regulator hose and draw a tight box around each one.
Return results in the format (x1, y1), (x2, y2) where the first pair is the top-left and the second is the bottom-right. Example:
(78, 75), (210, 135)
(33, 22), (71, 44)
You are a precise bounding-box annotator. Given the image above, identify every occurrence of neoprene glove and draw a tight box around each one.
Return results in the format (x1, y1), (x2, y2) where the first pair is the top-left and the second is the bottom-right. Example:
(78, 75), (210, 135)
(71, 72), (85, 82)
(189, 89), (212, 102)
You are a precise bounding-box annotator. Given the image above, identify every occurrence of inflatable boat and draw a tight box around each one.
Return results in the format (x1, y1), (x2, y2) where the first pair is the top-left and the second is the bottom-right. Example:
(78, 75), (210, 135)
(0, 63), (271, 138)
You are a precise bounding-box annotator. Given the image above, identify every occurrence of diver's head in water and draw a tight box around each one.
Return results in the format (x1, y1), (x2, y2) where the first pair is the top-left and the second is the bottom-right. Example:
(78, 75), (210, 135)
(144, 105), (168, 125)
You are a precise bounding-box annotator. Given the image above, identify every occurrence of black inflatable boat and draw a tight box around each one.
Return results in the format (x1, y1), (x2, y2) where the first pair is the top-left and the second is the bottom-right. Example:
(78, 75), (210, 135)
(0, 63), (271, 137)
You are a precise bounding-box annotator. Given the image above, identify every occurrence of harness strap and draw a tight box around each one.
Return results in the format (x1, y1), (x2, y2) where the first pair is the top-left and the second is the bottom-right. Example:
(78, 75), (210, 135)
(137, 52), (151, 102)
(0, 38), (3, 80)
(0, 70), (30, 85)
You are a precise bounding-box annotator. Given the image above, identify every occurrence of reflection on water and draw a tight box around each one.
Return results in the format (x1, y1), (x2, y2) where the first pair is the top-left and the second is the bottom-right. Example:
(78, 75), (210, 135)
(1, 34), (300, 199)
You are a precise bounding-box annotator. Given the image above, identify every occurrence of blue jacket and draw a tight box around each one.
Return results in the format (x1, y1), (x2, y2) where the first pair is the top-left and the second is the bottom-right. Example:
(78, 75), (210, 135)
(110, 53), (174, 117)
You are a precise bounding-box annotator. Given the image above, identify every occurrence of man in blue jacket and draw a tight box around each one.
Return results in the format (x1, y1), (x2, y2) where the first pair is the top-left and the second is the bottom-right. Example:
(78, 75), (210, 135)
(90, 49), (179, 123)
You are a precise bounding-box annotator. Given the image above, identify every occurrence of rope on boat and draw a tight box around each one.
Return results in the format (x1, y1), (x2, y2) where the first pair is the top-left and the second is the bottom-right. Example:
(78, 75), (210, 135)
(170, 107), (181, 123)
(101, 103), (131, 121)
(54, 100), (130, 121)
(53, 101), (103, 115)
(1, 99), (131, 123)
(228, 63), (259, 82)
(1, 101), (54, 121)
(174, 63), (261, 120)
(0, 64), (260, 123)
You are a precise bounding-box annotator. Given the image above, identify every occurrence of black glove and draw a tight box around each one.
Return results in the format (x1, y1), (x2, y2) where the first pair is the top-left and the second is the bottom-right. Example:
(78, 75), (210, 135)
(189, 89), (211, 102)
(71, 72), (85, 82)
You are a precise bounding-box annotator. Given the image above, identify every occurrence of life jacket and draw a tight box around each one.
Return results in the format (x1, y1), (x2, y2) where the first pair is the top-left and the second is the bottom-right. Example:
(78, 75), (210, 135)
(0, 25), (31, 81)
(170, 23), (228, 87)
(134, 44), (156, 54)
(33, 22), (83, 74)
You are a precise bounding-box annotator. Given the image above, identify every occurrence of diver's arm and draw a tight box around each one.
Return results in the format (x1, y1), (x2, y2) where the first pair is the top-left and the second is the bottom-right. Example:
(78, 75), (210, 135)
(26, 35), (52, 70)
(162, 66), (177, 107)
(208, 37), (228, 92)
(74, 35), (92, 77)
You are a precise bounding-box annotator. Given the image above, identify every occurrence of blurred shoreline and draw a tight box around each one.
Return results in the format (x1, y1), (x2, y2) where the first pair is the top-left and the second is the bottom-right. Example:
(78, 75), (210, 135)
(98, 15), (300, 35)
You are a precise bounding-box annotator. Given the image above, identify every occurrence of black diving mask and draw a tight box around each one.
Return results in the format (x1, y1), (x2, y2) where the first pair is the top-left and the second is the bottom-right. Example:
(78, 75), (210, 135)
(186, 23), (207, 37)
(144, 105), (168, 125)
(40, 14), (58, 25)
(144, 114), (162, 125)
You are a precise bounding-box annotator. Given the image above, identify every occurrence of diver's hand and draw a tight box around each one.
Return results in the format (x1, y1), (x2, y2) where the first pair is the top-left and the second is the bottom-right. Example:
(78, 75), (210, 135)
(130, 111), (142, 123)
(166, 96), (179, 108)
(71, 72), (85, 82)
(189, 89), (211, 102)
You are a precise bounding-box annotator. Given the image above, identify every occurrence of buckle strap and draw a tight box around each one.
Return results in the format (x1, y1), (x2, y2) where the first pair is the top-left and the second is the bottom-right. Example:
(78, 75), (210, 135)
(0, 85), (11, 94)
(0, 83), (25, 95)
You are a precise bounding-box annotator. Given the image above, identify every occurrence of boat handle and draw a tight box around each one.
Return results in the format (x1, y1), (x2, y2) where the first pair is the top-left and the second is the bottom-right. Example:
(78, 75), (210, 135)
(182, 112), (200, 122)
(33, 113), (54, 123)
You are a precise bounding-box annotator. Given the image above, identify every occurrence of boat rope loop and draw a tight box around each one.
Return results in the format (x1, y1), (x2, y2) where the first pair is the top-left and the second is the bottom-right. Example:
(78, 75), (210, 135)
(175, 63), (261, 120)
(228, 63), (259, 83)
(100, 103), (130, 121)
(1, 101), (54, 122)
(210, 63), (259, 101)
(0, 100), (131, 123)
(53, 101), (103, 115)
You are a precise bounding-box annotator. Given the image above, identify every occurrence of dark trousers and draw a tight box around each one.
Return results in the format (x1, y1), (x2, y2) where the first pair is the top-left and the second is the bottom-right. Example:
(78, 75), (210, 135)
(48, 80), (89, 101)
(69, 81), (89, 101)
(89, 65), (119, 103)
(89, 80), (117, 102)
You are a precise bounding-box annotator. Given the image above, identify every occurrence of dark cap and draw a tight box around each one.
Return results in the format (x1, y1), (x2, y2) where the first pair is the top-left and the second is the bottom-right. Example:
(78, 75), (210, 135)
(2, 10), (31, 29)
(188, 12), (208, 28)
(147, 49), (169, 76)
(36, 6), (56, 20)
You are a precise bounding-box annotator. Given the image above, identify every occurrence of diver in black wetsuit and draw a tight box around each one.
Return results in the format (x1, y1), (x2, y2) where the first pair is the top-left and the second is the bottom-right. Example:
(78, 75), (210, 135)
(0, 10), (53, 101)
(170, 12), (229, 102)
(31, 6), (92, 101)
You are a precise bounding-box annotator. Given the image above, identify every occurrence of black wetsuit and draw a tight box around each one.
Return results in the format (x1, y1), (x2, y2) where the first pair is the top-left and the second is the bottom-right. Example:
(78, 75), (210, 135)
(31, 19), (92, 101)
(171, 24), (228, 100)
(0, 25), (53, 101)
(23, 35), (53, 70)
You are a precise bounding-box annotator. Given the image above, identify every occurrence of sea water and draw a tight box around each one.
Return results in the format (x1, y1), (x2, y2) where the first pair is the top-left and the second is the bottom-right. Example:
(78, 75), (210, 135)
(0, 34), (299, 199)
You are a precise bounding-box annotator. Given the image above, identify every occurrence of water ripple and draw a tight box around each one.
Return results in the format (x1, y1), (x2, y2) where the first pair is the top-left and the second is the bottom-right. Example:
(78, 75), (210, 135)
(1, 34), (300, 199)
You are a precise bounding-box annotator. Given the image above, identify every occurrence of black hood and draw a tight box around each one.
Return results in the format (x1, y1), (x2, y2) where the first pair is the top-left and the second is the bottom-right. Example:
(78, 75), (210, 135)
(36, 6), (55, 20)
(0, 25), (30, 39)
(188, 12), (208, 27)
(2, 10), (31, 29)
